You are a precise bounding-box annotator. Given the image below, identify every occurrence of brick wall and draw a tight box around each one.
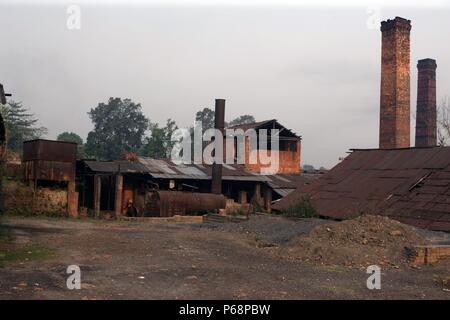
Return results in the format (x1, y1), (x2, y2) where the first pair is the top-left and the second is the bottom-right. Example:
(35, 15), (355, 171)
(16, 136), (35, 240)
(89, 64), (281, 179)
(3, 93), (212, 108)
(412, 245), (450, 265)
(243, 138), (301, 174)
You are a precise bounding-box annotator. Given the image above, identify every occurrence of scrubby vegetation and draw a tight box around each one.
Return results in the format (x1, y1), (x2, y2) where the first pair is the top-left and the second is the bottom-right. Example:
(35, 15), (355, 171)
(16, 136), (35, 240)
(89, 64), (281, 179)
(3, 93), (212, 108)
(280, 195), (318, 218)
(0, 243), (55, 268)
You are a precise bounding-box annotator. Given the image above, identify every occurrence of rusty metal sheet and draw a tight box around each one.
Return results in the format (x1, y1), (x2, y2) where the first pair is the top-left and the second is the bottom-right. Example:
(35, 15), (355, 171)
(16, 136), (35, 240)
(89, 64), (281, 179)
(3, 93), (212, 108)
(227, 119), (301, 139)
(83, 157), (274, 182)
(84, 160), (147, 173)
(274, 147), (450, 231)
(273, 188), (295, 197)
(25, 160), (74, 181)
(23, 139), (77, 163)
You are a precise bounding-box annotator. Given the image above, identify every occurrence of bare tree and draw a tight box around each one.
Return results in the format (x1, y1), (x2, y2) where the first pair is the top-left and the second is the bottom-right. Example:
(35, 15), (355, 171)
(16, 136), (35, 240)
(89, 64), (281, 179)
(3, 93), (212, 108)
(437, 97), (450, 146)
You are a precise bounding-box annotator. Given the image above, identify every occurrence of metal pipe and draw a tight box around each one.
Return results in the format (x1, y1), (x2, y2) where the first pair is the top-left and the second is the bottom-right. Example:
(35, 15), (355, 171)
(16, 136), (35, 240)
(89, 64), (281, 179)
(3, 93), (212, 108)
(149, 191), (226, 217)
(211, 99), (225, 194)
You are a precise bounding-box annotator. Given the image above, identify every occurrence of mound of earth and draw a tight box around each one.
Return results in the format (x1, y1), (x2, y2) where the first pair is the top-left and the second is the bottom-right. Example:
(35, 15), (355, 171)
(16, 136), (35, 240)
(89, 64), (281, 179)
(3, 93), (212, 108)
(286, 215), (429, 269)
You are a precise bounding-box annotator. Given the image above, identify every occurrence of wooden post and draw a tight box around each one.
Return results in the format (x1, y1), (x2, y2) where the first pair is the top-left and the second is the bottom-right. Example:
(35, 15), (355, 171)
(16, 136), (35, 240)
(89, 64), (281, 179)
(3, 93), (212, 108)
(238, 191), (247, 204)
(264, 187), (272, 214)
(94, 175), (101, 217)
(115, 174), (123, 219)
(67, 180), (78, 218)
(254, 183), (262, 204)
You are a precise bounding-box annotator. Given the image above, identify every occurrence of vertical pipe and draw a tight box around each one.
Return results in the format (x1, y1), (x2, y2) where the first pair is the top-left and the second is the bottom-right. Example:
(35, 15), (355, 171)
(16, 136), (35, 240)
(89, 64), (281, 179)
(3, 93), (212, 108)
(211, 99), (225, 194)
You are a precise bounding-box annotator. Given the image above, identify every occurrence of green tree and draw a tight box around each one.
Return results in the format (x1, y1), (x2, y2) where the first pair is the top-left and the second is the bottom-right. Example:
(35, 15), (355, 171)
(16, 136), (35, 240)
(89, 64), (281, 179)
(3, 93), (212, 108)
(57, 132), (86, 159)
(85, 97), (148, 160)
(195, 108), (215, 131)
(228, 115), (256, 127)
(195, 107), (256, 129)
(57, 132), (83, 145)
(140, 118), (178, 158)
(0, 101), (47, 151)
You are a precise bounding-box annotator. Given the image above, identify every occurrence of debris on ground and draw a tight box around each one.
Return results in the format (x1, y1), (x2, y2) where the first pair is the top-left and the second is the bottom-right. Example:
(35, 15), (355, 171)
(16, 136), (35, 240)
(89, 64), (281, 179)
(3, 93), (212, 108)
(285, 215), (430, 269)
(434, 275), (450, 292)
(199, 214), (333, 245)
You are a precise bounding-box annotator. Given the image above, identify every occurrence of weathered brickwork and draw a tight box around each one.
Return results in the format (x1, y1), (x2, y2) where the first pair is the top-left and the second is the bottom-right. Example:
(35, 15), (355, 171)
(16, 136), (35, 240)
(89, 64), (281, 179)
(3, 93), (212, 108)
(415, 59), (437, 147)
(243, 138), (301, 174)
(379, 17), (411, 149)
(412, 245), (450, 265)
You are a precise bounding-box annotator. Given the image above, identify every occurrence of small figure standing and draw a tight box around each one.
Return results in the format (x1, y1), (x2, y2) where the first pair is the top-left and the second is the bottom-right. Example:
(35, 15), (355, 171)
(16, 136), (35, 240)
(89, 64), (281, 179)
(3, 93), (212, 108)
(125, 199), (138, 217)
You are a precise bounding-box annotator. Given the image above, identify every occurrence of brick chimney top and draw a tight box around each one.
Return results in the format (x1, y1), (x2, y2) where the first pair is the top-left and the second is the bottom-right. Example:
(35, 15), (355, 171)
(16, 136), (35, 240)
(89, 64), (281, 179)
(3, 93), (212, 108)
(381, 17), (411, 32)
(417, 58), (437, 69)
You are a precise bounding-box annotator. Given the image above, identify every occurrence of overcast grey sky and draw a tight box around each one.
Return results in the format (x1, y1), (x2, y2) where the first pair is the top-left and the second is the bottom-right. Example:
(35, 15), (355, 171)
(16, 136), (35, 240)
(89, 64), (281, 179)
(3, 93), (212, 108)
(0, 2), (449, 168)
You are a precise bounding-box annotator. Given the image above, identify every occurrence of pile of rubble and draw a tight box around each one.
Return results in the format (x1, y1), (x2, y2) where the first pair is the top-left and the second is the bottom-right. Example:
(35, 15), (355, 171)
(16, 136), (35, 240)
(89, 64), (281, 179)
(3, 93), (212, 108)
(286, 215), (429, 269)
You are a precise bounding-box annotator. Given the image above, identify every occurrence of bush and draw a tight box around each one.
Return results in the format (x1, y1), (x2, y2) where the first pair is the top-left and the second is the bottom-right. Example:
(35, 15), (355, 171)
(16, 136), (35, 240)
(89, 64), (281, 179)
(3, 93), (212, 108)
(281, 195), (318, 218)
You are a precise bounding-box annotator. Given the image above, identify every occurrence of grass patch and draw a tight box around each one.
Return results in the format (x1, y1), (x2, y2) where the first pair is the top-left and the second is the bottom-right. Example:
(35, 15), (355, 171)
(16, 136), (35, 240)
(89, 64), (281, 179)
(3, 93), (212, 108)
(0, 243), (56, 268)
(321, 265), (347, 273)
(226, 207), (248, 217)
(0, 225), (11, 244)
(280, 195), (318, 218)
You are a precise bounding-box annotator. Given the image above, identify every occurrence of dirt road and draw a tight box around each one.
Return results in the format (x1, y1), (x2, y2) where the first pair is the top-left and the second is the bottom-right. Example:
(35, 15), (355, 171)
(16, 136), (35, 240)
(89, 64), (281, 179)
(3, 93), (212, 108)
(0, 215), (448, 299)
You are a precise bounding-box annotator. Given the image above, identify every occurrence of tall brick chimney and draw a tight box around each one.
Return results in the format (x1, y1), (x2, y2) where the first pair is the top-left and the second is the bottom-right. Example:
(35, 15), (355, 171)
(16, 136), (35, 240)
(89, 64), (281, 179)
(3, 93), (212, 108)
(379, 17), (412, 149)
(415, 59), (437, 147)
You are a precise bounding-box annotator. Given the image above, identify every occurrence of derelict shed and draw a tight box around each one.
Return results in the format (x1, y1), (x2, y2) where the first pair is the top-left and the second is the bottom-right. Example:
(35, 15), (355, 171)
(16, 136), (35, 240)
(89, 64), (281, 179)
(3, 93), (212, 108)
(273, 147), (450, 232)
(76, 156), (309, 217)
(21, 139), (79, 217)
(76, 157), (269, 217)
(23, 139), (77, 183)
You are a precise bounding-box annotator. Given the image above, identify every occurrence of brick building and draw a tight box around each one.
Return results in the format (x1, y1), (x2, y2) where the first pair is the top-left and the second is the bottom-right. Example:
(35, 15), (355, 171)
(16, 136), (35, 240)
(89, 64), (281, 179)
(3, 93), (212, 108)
(227, 119), (301, 174)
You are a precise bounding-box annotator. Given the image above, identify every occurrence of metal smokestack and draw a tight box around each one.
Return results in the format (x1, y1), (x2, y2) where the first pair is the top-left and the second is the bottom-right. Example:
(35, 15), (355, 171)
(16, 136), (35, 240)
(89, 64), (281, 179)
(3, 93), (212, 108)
(211, 99), (225, 194)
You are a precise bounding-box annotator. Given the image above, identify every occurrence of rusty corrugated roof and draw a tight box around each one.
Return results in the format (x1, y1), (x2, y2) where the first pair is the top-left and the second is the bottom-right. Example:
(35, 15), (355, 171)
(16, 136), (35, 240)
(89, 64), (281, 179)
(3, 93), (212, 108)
(227, 119), (276, 131)
(273, 147), (450, 232)
(227, 119), (301, 139)
(83, 157), (267, 182)
(80, 157), (313, 190)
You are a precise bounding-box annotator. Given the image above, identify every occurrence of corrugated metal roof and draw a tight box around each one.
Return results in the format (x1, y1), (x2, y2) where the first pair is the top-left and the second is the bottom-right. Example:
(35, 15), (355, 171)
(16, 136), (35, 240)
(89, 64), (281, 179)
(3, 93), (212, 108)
(80, 157), (317, 189)
(227, 119), (301, 139)
(82, 157), (273, 182)
(227, 119), (276, 131)
(273, 188), (295, 197)
(273, 147), (450, 232)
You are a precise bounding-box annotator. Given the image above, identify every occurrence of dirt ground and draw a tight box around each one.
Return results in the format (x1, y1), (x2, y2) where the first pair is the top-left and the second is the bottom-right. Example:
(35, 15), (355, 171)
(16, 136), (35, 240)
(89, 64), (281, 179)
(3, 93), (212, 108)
(0, 214), (449, 300)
